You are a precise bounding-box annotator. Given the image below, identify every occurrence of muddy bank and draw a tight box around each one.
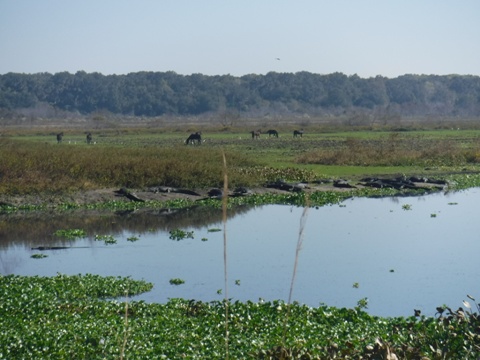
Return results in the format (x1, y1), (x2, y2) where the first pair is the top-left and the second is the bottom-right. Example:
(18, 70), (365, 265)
(0, 176), (448, 209)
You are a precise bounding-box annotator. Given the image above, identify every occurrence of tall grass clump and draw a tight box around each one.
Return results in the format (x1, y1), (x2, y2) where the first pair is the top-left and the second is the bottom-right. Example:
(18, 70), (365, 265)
(0, 139), (260, 194)
(296, 133), (480, 167)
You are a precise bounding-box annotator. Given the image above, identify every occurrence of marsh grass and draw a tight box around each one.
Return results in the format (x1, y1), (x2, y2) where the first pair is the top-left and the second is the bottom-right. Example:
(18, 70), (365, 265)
(3, 129), (480, 196)
(0, 139), (261, 194)
(297, 133), (480, 167)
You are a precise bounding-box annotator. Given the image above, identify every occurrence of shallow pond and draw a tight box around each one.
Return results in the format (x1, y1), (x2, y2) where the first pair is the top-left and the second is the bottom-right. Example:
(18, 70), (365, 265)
(1, 188), (479, 318)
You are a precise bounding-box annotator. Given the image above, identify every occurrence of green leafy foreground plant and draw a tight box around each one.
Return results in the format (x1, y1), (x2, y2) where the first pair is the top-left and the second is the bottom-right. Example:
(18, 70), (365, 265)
(1, 274), (479, 359)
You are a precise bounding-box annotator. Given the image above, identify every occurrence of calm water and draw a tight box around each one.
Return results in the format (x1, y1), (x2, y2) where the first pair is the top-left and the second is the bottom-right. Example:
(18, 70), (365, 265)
(1, 188), (479, 318)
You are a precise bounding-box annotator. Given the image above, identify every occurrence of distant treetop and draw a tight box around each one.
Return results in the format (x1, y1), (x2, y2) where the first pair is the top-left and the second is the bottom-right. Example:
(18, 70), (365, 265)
(0, 71), (479, 117)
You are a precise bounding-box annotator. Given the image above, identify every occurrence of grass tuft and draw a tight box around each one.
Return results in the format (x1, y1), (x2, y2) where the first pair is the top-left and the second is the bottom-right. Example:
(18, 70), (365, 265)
(0, 139), (260, 194)
(296, 133), (480, 167)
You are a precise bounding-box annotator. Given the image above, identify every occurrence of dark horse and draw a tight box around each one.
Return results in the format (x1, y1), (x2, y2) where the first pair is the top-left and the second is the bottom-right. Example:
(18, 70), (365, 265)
(185, 132), (202, 145)
(250, 130), (261, 139)
(56, 132), (64, 143)
(293, 130), (304, 138)
(86, 132), (93, 144)
(266, 129), (279, 138)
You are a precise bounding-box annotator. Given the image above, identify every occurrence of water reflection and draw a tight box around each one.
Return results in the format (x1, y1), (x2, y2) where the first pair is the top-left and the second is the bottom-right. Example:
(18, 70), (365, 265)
(1, 189), (479, 318)
(0, 205), (252, 248)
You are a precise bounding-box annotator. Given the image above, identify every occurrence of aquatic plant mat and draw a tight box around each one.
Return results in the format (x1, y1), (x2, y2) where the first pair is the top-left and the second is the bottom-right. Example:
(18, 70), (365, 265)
(1, 274), (479, 359)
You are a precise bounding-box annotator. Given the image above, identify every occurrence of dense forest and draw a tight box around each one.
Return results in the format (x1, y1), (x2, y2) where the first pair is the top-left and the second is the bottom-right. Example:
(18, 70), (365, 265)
(1, 71), (479, 121)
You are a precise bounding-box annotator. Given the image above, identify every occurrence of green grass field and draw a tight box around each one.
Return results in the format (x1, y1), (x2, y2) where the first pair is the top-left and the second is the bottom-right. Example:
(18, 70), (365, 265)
(2, 127), (480, 196)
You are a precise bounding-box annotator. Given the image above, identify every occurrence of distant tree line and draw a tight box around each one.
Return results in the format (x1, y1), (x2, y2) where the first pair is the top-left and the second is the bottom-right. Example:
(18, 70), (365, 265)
(0, 71), (479, 118)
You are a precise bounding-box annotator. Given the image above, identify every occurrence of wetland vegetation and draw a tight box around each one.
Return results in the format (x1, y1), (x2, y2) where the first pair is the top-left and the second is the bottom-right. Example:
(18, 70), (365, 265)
(1, 125), (480, 358)
(2, 125), (480, 206)
(1, 274), (479, 358)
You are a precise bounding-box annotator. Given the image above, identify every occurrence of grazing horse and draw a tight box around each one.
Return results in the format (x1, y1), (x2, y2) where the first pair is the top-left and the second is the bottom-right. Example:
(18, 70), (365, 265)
(250, 130), (261, 139)
(266, 129), (279, 138)
(185, 132), (202, 145)
(86, 132), (93, 144)
(56, 132), (64, 143)
(293, 130), (304, 138)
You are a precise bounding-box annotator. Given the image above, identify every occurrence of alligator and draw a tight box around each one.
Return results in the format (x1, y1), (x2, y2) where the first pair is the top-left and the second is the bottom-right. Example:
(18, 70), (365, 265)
(31, 246), (89, 251)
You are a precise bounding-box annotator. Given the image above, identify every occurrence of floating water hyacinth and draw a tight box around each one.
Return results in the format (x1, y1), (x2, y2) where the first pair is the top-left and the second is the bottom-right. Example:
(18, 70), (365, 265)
(94, 234), (117, 245)
(169, 278), (185, 285)
(169, 229), (194, 241)
(54, 228), (87, 239)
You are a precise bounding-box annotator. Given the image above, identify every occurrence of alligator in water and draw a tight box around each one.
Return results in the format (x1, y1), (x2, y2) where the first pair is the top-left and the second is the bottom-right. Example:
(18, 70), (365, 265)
(31, 246), (89, 251)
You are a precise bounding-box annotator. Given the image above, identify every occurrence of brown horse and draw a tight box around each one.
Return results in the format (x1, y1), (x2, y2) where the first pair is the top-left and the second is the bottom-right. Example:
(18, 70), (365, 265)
(250, 130), (261, 139)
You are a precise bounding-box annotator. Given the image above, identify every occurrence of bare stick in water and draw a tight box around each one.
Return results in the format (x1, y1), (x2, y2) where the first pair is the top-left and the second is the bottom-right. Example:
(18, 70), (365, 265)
(288, 204), (309, 305)
(222, 151), (229, 360)
(283, 197), (309, 346)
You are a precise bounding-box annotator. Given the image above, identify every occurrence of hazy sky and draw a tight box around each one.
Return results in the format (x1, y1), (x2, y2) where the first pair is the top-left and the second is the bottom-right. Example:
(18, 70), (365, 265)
(1, 1), (479, 78)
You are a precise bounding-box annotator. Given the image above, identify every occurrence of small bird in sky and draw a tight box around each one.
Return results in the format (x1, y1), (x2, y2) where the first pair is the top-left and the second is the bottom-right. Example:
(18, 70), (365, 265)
(275, 57), (280, 60)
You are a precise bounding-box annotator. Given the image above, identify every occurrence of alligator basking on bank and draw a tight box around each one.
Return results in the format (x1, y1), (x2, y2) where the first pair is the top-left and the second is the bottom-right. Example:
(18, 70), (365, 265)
(358, 176), (447, 190)
(31, 246), (89, 251)
(110, 176), (447, 205)
(265, 180), (308, 192)
(265, 176), (447, 192)
(148, 186), (202, 196)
